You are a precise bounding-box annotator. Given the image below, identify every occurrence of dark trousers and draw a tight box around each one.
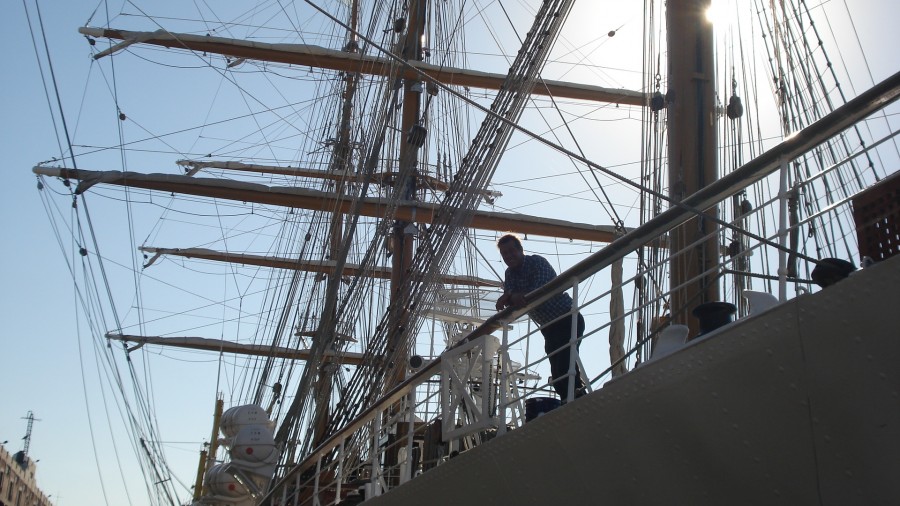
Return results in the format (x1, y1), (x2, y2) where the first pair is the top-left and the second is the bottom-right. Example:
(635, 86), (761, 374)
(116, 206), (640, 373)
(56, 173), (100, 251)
(540, 313), (585, 400)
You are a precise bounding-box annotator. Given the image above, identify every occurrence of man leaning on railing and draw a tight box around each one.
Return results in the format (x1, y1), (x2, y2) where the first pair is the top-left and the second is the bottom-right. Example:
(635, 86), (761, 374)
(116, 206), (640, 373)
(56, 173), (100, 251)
(495, 234), (586, 402)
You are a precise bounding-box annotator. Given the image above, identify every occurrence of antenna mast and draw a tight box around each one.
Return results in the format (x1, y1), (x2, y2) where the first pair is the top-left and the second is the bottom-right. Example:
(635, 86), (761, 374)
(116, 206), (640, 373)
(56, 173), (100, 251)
(21, 411), (39, 458)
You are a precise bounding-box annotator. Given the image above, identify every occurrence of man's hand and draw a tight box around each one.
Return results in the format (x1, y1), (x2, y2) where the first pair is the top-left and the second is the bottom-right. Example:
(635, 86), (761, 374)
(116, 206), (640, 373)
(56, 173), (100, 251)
(508, 293), (526, 308)
(496, 292), (526, 310)
(495, 293), (510, 311)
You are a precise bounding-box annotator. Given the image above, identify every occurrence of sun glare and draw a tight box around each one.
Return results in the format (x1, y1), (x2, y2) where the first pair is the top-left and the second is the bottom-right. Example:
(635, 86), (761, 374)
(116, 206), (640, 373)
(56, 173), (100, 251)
(705, 0), (728, 25)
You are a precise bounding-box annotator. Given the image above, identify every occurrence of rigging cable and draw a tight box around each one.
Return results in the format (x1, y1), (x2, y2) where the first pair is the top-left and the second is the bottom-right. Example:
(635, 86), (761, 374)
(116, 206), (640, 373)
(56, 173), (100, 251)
(27, 0), (158, 502)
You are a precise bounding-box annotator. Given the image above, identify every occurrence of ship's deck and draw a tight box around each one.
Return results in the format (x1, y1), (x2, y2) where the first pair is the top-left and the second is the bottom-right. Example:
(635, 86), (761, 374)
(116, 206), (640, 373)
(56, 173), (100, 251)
(367, 254), (900, 505)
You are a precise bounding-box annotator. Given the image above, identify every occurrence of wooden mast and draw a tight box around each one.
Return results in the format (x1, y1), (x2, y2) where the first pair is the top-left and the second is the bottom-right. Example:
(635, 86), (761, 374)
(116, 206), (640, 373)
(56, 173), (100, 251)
(666, 0), (720, 334)
(389, 0), (427, 389)
(312, 0), (362, 447)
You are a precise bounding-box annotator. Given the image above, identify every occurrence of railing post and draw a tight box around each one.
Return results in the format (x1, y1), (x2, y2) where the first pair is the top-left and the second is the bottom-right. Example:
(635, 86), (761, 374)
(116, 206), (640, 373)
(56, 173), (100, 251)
(566, 279), (579, 402)
(778, 156), (790, 301)
(370, 412), (382, 497)
(335, 440), (344, 506)
(313, 454), (322, 506)
(480, 338), (491, 429)
(293, 471), (300, 506)
(498, 323), (509, 435)
(402, 389), (416, 483)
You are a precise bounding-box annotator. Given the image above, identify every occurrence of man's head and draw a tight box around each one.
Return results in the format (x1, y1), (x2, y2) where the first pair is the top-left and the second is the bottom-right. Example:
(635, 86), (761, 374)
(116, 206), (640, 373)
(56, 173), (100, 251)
(497, 234), (525, 269)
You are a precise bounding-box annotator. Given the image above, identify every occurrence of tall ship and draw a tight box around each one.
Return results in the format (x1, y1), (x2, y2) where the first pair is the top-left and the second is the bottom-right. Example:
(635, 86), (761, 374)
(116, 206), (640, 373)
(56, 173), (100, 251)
(31, 0), (898, 504)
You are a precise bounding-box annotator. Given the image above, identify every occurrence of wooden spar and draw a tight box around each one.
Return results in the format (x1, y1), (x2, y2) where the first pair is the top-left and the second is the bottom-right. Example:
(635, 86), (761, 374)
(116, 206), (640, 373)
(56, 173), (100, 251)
(106, 334), (366, 365)
(32, 167), (627, 243)
(192, 449), (206, 501)
(193, 398), (224, 500)
(294, 331), (357, 343)
(78, 27), (646, 106)
(176, 160), (503, 200)
(666, 0), (720, 333)
(138, 246), (503, 287)
(200, 397), (224, 499)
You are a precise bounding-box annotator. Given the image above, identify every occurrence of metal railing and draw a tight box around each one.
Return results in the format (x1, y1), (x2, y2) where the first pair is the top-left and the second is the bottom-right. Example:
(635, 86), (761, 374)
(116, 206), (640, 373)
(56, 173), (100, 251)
(260, 70), (900, 506)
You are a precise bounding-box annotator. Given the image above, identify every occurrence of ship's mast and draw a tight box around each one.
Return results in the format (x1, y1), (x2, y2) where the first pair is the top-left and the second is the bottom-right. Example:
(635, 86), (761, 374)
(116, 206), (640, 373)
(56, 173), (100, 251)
(666, 0), (720, 333)
(311, 0), (362, 449)
(388, 0), (427, 388)
(37, 0), (650, 475)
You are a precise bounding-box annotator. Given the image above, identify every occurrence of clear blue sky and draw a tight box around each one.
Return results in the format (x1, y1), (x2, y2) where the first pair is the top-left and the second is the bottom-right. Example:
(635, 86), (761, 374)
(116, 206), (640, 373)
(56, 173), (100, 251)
(2, 1), (897, 505)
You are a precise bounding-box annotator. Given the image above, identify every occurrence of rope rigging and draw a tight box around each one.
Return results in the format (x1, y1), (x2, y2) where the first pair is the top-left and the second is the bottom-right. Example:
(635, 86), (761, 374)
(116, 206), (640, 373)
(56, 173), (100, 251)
(30, 0), (185, 502)
(29, 1), (899, 503)
(315, 0), (584, 442)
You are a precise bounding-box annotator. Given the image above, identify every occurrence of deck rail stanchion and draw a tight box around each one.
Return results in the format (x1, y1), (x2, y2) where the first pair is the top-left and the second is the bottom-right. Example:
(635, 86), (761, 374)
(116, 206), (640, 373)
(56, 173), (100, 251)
(313, 454), (322, 506)
(778, 156), (790, 301)
(293, 470), (300, 506)
(370, 411), (382, 498)
(403, 389), (416, 483)
(498, 322), (510, 435)
(566, 279), (580, 403)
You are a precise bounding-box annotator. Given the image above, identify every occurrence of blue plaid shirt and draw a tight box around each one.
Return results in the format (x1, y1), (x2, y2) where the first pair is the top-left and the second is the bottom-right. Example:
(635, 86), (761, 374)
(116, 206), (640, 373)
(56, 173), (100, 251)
(503, 254), (573, 326)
